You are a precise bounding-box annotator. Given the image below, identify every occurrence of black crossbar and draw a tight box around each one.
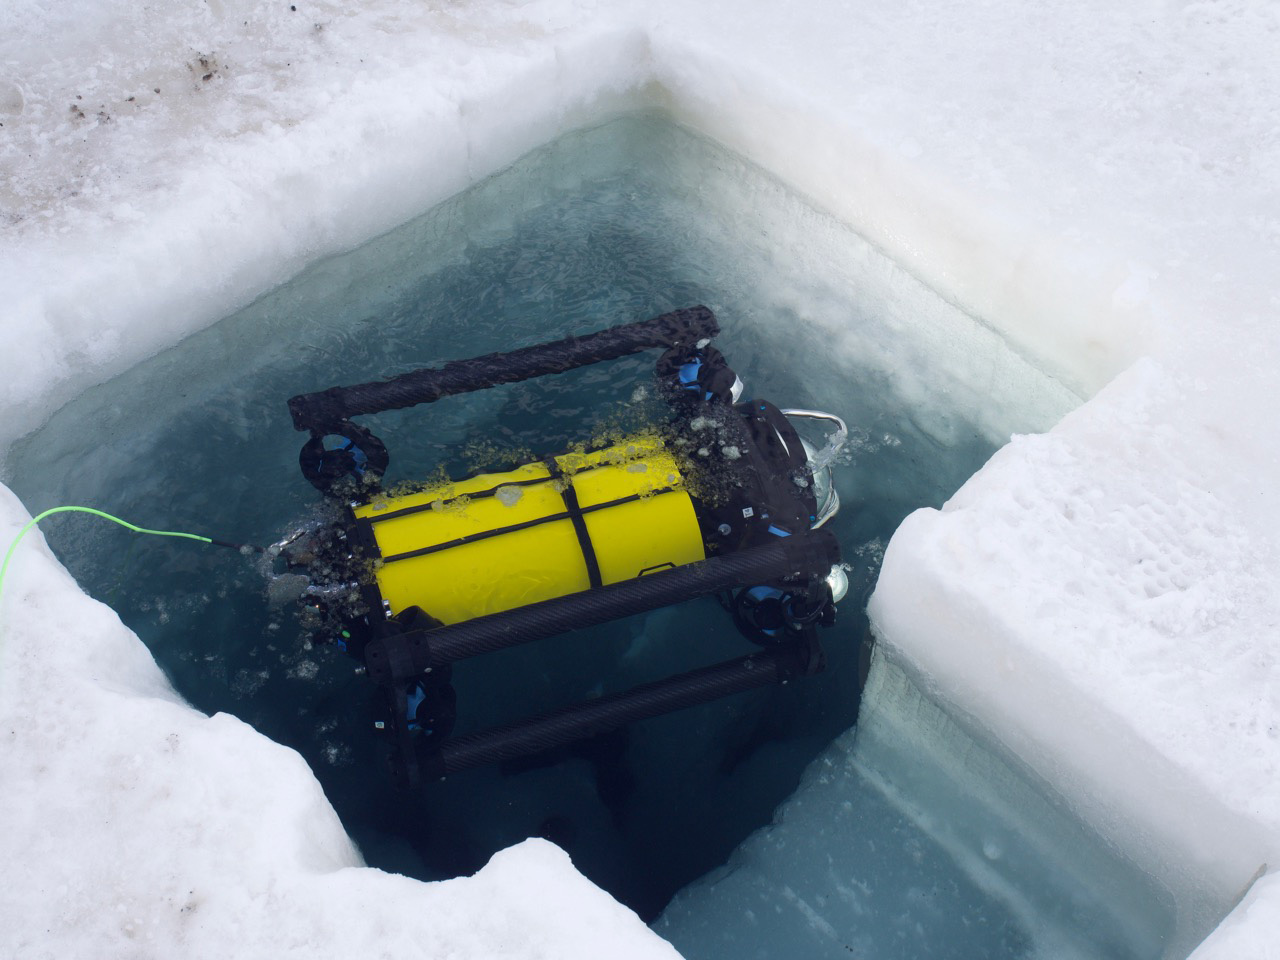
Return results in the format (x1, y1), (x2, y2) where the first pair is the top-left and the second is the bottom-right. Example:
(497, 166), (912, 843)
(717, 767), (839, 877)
(288, 306), (720, 432)
(421, 644), (815, 778)
(362, 528), (840, 683)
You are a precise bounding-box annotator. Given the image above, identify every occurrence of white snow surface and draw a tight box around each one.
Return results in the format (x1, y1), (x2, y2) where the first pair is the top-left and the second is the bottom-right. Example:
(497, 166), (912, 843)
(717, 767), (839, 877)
(3, 0), (1280, 957)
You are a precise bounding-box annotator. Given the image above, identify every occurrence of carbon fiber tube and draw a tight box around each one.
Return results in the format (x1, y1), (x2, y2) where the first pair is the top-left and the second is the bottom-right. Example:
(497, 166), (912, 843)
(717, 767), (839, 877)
(288, 306), (720, 432)
(416, 529), (839, 668)
(425, 647), (808, 777)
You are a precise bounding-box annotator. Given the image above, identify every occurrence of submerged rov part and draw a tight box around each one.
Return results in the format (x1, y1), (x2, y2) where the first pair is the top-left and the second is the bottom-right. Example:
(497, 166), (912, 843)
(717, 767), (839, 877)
(284, 307), (848, 786)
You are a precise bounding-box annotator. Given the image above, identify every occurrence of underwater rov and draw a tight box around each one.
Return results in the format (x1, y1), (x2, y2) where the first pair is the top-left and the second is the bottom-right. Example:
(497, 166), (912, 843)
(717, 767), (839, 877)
(280, 307), (848, 786)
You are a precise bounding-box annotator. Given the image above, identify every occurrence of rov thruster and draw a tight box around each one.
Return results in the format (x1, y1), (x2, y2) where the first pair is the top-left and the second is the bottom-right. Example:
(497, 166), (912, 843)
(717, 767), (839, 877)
(278, 306), (848, 786)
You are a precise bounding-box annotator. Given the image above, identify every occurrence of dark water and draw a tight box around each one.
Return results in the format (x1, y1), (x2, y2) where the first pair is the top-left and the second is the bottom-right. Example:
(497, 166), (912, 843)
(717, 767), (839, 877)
(5, 115), (1082, 933)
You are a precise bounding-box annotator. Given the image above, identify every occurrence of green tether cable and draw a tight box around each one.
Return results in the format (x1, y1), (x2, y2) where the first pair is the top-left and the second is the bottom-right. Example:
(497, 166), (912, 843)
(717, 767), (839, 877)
(0, 506), (257, 614)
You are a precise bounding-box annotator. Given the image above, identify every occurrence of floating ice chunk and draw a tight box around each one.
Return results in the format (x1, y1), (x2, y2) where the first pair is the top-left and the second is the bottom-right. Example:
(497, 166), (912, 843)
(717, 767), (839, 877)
(287, 659), (320, 681)
(266, 573), (310, 608)
(495, 484), (525, 507)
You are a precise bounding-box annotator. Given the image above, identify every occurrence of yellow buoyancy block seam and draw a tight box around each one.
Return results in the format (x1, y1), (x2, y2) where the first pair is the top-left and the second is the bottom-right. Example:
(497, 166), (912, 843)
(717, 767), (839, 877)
(349, 434), (706, 625)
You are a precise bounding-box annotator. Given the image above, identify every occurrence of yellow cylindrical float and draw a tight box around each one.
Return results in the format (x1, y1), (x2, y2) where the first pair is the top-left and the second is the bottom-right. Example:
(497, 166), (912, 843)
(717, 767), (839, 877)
(350, 434), (706, 625)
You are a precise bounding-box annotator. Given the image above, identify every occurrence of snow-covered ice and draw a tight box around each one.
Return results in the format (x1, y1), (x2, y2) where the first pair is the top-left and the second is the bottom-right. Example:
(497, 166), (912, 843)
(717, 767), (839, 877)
(4, 0), (1280, 957)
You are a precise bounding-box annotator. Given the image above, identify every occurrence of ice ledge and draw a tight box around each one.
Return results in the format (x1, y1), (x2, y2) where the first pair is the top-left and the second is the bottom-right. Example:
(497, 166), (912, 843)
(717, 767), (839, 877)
(1189, 871), (1280, 960)
(646, 34), (1150, 402)
(0, 19), (657, 453)
(0, 483), (678, 959)
(868, 359), (1280, 953)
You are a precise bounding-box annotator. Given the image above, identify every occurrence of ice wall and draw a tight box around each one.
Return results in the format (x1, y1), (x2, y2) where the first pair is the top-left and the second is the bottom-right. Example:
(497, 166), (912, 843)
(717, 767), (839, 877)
(645, 3), (1280, 954)
(0, 493), (677, 959)
(870, 361), (1274, 939)
(658, 655), (1180, 960)
(4, 0), (1280, 957)
(0, 0), (655, 450)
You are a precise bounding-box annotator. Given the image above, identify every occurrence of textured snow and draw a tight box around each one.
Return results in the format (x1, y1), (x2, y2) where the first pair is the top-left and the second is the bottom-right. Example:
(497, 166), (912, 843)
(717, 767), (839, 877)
(3, 0), (1280, 957)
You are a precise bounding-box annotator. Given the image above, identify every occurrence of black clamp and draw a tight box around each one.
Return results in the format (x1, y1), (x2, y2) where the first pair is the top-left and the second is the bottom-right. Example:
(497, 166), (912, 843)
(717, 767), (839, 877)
(299, 420), (389, 495)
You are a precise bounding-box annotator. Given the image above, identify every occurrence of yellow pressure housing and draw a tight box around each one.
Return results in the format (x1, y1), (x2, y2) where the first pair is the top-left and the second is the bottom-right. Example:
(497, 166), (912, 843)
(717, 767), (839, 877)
(350, 434), (706, 625)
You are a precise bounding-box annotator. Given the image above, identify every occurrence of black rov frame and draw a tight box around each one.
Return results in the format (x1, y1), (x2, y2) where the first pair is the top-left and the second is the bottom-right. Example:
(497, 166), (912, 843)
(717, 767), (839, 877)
(287, 306), (842, 786)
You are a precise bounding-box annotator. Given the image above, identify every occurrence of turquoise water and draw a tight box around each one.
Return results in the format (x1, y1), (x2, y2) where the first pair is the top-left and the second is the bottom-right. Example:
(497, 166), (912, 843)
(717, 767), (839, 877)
(1, 114), (1167, 955)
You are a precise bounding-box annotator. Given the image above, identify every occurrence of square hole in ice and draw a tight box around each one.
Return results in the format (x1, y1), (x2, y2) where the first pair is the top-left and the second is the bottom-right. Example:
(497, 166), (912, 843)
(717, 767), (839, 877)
(5, 112), (1172, 957)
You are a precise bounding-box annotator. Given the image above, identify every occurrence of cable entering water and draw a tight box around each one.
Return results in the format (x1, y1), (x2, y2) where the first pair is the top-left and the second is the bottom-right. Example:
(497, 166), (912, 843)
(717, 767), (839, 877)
(0, 505), (260, 617)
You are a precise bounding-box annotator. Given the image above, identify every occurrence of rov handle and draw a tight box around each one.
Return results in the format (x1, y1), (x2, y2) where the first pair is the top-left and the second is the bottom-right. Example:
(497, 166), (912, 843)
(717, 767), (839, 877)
(287, 306), (721, 433)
